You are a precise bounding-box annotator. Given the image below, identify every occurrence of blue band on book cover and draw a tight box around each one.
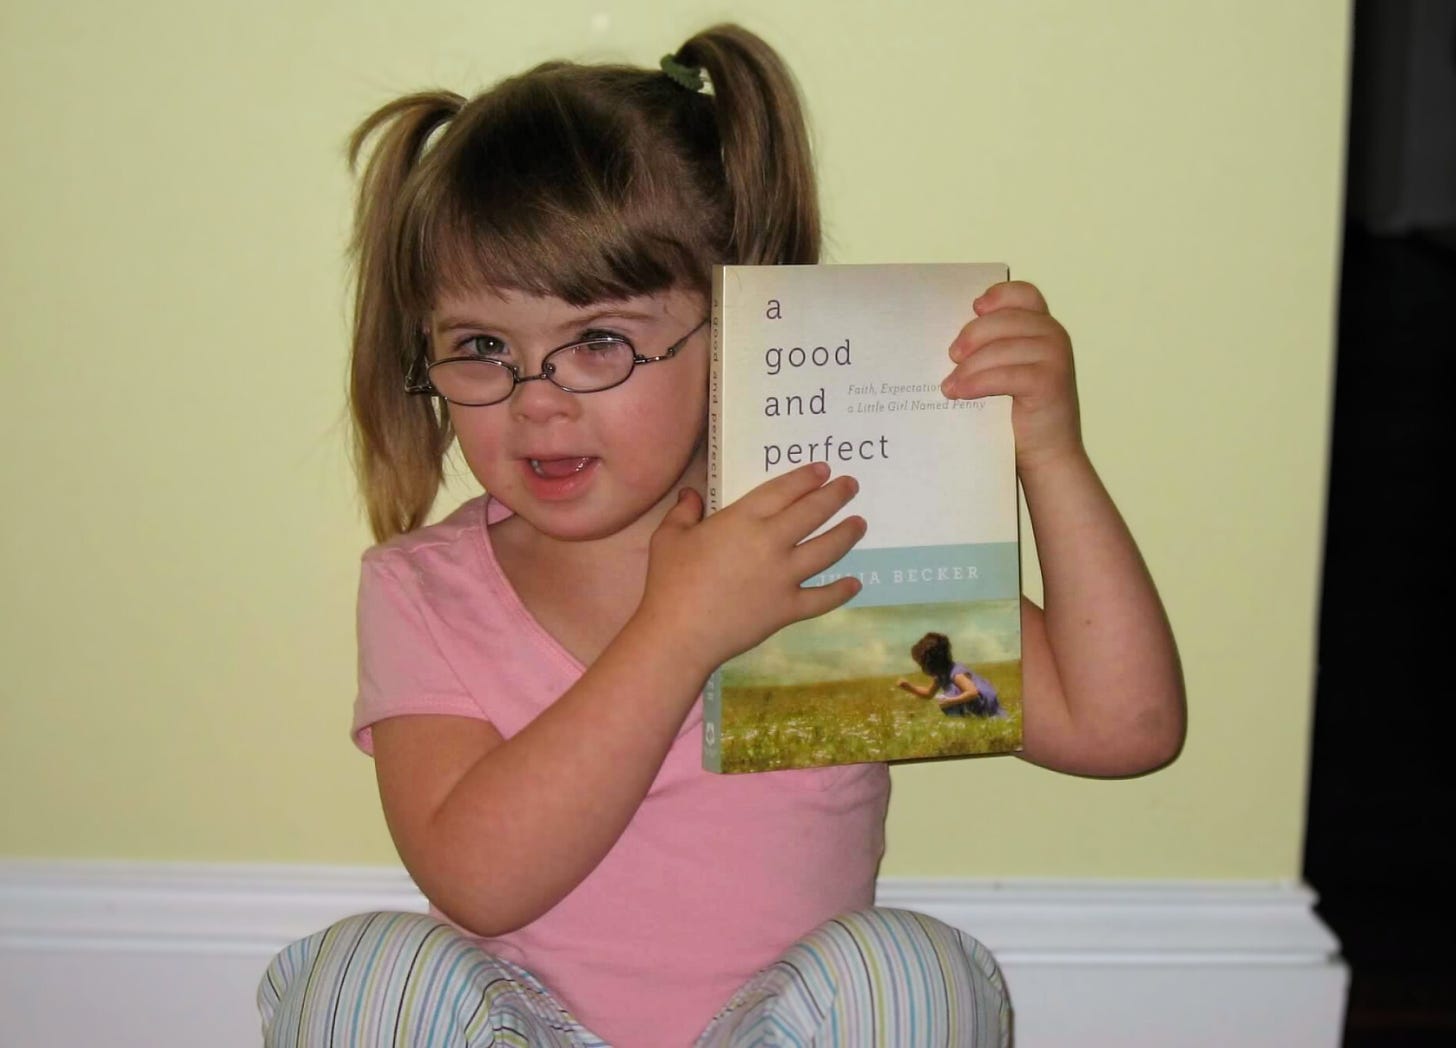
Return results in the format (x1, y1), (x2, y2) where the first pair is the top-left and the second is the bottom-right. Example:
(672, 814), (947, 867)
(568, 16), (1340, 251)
(813, 542), (1020, 608)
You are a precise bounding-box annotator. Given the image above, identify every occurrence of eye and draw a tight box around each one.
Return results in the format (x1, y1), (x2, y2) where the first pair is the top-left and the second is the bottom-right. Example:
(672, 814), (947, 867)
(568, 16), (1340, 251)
(457, 334), (508, 359)
(580, 328), (632, 349)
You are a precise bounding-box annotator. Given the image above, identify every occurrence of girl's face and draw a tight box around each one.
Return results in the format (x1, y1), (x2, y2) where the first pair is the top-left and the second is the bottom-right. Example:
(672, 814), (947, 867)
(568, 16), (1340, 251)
(429, 286), (709, 544)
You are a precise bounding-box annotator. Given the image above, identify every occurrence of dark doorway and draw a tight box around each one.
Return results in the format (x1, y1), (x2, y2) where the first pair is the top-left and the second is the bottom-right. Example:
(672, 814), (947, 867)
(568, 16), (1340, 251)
(1304, 3), (1456, 1045)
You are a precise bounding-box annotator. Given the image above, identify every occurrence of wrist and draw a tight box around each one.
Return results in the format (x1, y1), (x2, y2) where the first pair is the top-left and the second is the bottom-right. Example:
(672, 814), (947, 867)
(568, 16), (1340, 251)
(622, 599), (723, 686)
(1016, 439), (1090, 481)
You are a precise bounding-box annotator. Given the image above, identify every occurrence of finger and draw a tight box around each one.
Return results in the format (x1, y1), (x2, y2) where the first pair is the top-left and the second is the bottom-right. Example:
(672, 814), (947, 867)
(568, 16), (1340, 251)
(789, 514), (867, 578)
(948, 336), (1058, 378)
(945, 362), (1061, 402)
(973, 280), (1049, 316)
(770, 474), (860, 543)
(791, 575), (862, 621)
(943, 338), (1070, 398)
(657, 487), (704, 530)
(950, 310), (1065, 363)
(735, 461), (832, 516)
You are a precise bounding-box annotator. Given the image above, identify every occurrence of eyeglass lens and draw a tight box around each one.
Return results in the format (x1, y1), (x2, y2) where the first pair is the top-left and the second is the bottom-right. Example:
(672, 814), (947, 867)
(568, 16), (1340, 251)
(429, 339), (637, 406)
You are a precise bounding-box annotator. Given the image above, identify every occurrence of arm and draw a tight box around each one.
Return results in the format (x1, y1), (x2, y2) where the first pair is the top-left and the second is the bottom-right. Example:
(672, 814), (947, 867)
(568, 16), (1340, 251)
(372, 463), (865, 937)
(944, 281), (1185, 776)
(942, 671), (983, 709)
(897, 677), (935, 698)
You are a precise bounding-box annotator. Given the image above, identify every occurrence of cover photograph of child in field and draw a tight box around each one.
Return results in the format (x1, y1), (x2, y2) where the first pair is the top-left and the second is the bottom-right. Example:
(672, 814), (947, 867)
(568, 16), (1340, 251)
(719, 600), (1022, 772)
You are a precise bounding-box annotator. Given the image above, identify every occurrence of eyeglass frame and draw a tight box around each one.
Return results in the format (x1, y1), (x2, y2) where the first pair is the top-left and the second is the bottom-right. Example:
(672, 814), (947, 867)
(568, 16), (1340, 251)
(405, 317), (708, 407)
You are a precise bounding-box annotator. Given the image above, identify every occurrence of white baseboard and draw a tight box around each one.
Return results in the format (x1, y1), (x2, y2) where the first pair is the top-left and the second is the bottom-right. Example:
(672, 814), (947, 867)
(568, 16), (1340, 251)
(0, 861), (1346, 1047)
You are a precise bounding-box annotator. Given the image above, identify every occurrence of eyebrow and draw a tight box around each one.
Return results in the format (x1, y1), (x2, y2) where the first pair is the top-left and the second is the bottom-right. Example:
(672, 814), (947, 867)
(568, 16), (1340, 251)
(431, 307), (663, 339)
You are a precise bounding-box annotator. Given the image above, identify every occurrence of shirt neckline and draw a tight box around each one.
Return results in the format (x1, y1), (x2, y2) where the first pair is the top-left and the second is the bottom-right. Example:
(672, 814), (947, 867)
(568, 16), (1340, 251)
(470, 494), (704, 741)
(471, 495), (588, 677)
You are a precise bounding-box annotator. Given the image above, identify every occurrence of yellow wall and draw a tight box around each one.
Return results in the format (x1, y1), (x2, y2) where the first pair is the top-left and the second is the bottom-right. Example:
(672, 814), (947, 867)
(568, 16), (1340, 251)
(0, 1), (1348, 878)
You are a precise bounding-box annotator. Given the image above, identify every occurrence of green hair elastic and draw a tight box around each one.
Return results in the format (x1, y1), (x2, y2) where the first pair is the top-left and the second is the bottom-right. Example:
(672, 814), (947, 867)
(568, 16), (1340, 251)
(659, 54), (705, 92)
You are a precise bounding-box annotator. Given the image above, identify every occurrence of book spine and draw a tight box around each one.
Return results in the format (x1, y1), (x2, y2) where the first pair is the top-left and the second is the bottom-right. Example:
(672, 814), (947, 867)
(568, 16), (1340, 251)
(702, 673), (723, 772)
(702, 266), (727, 772)
(707, 265), (724, 516)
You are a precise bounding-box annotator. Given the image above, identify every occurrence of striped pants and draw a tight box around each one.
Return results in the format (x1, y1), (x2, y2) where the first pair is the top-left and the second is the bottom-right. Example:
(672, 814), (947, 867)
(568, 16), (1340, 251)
(258, 908), (1010, 1046)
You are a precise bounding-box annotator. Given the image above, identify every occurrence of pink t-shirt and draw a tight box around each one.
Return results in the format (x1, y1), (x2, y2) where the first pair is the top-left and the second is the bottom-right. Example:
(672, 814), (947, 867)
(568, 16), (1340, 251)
(352, 496), (890, 1047)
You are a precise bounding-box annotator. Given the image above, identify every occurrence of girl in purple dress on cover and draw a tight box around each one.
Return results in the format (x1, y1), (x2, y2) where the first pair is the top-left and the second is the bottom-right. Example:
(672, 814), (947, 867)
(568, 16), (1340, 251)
(897, 631), (1008, 718)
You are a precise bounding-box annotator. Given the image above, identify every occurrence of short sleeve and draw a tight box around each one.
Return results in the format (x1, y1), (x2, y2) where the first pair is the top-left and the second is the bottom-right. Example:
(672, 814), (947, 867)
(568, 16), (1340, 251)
(352, 552), (491, 754)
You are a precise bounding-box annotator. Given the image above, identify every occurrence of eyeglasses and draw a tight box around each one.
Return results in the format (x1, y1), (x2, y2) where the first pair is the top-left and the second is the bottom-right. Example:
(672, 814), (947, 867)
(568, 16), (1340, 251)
(406, 318), (708, 407)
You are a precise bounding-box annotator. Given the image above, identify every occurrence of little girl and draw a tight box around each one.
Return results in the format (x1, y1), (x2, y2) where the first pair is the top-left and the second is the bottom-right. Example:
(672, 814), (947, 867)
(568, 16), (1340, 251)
(897, 633), (1006, 718)
(259, 24), (1183, 1047)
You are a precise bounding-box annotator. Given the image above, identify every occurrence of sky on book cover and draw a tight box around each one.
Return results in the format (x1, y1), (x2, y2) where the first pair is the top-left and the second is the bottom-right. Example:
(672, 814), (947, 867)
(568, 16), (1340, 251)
(721, 598), (1021, 687)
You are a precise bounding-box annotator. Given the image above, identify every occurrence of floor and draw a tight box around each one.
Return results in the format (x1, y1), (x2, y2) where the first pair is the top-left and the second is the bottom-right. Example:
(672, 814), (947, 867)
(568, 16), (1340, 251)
(1303, 227), (1456, 1047)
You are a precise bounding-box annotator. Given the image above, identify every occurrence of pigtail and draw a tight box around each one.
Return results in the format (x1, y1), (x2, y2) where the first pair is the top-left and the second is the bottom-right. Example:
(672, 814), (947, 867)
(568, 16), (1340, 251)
(347, 91), (464, 540)
(674, 25), (821, 266)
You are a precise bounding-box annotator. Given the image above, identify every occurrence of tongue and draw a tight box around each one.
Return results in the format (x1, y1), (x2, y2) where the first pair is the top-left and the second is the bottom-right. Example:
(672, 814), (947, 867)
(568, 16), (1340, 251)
(535, 456), (593, 478)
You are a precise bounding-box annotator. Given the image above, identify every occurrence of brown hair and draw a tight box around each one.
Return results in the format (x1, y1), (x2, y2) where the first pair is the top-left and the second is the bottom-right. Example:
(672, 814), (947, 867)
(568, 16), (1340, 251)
(346, 25), (821, 539)
(910, 633), (954, 684)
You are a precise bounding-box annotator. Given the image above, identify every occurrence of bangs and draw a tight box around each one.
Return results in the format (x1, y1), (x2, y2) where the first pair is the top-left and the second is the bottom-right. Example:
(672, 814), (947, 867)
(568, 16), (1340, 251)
(395, 66), (725, 313)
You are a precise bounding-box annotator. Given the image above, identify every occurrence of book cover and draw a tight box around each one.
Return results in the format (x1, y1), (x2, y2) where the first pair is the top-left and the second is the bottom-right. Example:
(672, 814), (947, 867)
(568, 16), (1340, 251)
(703, 263), (1022, 773)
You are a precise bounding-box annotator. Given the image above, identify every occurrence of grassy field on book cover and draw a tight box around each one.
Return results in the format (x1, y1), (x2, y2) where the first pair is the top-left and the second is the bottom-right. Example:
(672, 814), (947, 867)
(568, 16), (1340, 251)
(719, 599), (1022, 772)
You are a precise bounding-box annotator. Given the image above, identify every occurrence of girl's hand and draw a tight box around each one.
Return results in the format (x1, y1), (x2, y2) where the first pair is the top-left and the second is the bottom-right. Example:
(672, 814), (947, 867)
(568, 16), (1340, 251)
(943, 280), (1082, 471)
(638, 463), (864, 674)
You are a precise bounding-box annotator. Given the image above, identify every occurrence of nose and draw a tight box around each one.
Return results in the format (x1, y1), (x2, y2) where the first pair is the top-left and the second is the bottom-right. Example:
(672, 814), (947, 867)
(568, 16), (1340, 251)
(509, 369), (578, 423)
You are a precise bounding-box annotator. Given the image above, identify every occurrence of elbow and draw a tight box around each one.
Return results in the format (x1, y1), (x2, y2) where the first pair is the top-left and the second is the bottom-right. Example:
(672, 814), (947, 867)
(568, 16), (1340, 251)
(1105, 627), (1187, 775)
(399, 831), (557, 939)
(1114, 688), (1187, 775)
(1111, 645), (1188, 774)
(1130, 722), (1185, 774)
(1073, 686), (1187, 779)
(415, 868), (551, 939)
(431, 894), (536, 940)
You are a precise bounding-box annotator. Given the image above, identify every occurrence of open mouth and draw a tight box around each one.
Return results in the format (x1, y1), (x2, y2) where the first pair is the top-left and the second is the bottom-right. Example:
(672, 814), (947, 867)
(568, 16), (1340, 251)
(528, 456), (595, 479)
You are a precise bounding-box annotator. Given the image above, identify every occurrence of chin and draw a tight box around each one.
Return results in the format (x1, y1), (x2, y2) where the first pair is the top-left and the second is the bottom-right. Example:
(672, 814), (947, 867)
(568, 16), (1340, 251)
(513, 498), (656, 544)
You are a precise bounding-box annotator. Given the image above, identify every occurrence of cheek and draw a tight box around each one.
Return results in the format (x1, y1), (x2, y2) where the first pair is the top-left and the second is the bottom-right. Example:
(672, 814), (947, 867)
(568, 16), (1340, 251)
(645, 386), (707, 451)
(598, 394), (704, 487)
(448, 411), (507, 474)
(618, 365), (707, 438)
(449, 409), (491, 447)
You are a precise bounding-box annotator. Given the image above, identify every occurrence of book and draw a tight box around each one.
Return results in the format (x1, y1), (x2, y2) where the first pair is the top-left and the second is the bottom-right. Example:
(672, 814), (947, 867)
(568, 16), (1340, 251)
(703, 263), (1022, 773)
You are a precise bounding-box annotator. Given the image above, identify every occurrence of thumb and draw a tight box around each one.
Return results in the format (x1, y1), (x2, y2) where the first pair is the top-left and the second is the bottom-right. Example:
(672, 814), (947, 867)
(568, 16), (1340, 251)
(659, 487), (704, 530)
